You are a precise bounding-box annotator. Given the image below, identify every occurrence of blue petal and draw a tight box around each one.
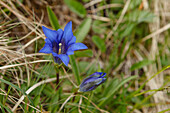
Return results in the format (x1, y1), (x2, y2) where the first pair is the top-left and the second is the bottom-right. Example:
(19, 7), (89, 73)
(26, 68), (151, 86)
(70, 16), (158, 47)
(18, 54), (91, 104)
(79, 72), (106, 92)
(66, 50), (74, 55)
(79, 77), (103, 92)
(42, 26), (58, 43)
(81, 77), (99, 85)
(66, 43), (88, 55)
(84, 86), (96, 92)
(94, 78), (103, 85)
(68, 36), (76, 46)
(63, 21), (74, 44)
(100, 73), (106, 78)
(53, 56), (62, 64)
(39, 43), (53, 53)
(44, 38), (52, 46)
(56, 29), (64, 43)
(79, 86), (96, 92)
(90, 72), (104, 77)
(52, 52), (70, 66)
(101, 78), (106, 84)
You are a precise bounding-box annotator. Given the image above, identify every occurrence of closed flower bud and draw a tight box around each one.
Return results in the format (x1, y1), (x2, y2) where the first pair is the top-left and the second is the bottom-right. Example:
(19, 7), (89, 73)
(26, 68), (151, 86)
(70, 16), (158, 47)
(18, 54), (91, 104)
(79, 72), (106, 92)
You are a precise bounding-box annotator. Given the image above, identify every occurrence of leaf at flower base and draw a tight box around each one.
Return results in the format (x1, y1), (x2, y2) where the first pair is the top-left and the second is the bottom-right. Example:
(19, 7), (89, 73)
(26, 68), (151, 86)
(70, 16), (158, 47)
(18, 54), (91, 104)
(92, 35), (106, 52)
(47, 6), (60, 30)
(75, 49), (93, 57)
(75, 18), (92, 42)
(70, 55), (80, 85)
(130, 59), (154, 71)
(64, 0), (86, 18)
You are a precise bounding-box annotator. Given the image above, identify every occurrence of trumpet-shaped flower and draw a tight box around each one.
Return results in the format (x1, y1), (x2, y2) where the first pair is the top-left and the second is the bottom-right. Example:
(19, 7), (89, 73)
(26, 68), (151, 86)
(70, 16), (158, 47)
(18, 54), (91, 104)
(39, 21), (88, 66)
(79, 72), (106, 92)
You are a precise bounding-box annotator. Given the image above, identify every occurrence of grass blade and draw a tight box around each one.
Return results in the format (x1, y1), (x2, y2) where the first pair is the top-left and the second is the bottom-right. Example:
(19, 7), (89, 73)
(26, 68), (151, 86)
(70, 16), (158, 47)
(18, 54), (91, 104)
(70, 55), (80, 85)
(64, 0), (86, 18)
(47, 6), (60, 30)
(75, 18), (92, 42)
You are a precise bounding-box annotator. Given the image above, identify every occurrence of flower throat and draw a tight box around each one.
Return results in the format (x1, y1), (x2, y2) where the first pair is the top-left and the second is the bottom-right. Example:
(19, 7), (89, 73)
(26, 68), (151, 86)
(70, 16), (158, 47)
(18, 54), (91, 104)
(58, 43), (62, 54)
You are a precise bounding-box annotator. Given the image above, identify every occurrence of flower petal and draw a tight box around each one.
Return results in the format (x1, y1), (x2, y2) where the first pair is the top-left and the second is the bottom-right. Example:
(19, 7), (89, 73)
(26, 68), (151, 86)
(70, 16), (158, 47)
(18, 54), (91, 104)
(63, 21), (74, 44)
(100, 73), (106, 78)
(66, 50), (74, 55)
(56, 29), (64, 42)
(44, 38), (52, 46)
(79, 77), (103, 92)
(80, 85), (96, 92)
(39, 44), (53, 53)
(52, 52), (70, 66)
(66, 43), (88, 55)
(53, 56), (63, 65)
(90, 72), (104, 77)
(42, 26), (58, 43)
(86, 86), (96, 92)
(68, 36), (76, 46)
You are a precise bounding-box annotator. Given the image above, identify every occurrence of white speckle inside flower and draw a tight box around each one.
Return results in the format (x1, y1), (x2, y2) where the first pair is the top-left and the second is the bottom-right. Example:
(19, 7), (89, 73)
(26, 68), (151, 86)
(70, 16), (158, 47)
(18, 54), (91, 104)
(58, 43), (62, 54)
(59, 43), (62, 46)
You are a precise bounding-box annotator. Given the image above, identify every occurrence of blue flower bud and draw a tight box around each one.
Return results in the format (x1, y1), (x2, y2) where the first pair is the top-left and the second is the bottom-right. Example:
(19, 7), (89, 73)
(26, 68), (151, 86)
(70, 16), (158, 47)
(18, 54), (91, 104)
(79, 72), (106, 92)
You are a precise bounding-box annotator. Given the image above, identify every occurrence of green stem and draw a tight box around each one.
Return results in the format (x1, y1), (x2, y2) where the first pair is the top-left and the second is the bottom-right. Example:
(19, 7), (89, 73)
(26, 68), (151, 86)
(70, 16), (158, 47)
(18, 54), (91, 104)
(56, 72), (60, 90)
(53, 61), (62, 91)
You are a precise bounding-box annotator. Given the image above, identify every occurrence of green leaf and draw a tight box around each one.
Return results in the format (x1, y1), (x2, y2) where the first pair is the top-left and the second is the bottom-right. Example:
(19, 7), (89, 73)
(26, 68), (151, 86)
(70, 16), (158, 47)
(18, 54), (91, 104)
(128, 0), (142, 10)
(29, 95), (40, 112)
(79, 61), (90, 73)
(92, 35), (106, 52)
(126, 10), (155, 23)
(0, 102), (12, 113)
(102, 78), (119, 98)
(92, 20), (107, 34)
(0, 79), (24, 94)
(51, 89), (62, 113)
(74, 18), (92, 42)
(83, 0), (90, 2)
(75, 49), (93, 57)
(64, 0), (86, 18)
(158, 108), (170, 113)
(130, 59), (153, 71)
(47, 6), (60, 30)
(98, 75), (137, 107)
(120, 23), (136, 38)
(70, 55), (80, 85)
(0, 79), (35, 108)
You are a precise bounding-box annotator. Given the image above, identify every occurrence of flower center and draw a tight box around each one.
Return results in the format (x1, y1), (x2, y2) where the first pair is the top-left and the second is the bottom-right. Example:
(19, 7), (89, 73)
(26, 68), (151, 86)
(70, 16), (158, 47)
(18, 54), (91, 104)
(58, 43), (62, 54)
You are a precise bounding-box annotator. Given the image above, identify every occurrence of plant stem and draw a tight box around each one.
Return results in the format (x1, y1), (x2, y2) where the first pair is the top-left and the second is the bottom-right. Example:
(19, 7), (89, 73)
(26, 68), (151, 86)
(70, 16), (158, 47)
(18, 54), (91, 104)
(56, 72), (60, 90)
(72, 91), (78, 102)
(53, 62), (62, 91)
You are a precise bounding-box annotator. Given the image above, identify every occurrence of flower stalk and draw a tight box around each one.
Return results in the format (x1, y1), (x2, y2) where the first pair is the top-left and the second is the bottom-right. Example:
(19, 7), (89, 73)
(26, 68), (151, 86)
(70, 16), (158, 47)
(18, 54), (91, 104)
(54, 62), (62, 90)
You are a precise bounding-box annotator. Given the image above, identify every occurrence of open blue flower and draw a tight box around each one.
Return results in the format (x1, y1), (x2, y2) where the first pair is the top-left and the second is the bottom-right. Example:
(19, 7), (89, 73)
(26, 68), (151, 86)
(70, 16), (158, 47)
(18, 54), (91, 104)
(39, 21), (88, 66)
(79, 72), (106, 92)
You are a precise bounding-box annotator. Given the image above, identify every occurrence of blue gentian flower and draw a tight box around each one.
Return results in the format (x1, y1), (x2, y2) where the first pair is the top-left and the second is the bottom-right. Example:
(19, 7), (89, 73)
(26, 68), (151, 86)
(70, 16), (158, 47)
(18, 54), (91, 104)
(39, 21), (88, 66)
(79, 72), (106, 92)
